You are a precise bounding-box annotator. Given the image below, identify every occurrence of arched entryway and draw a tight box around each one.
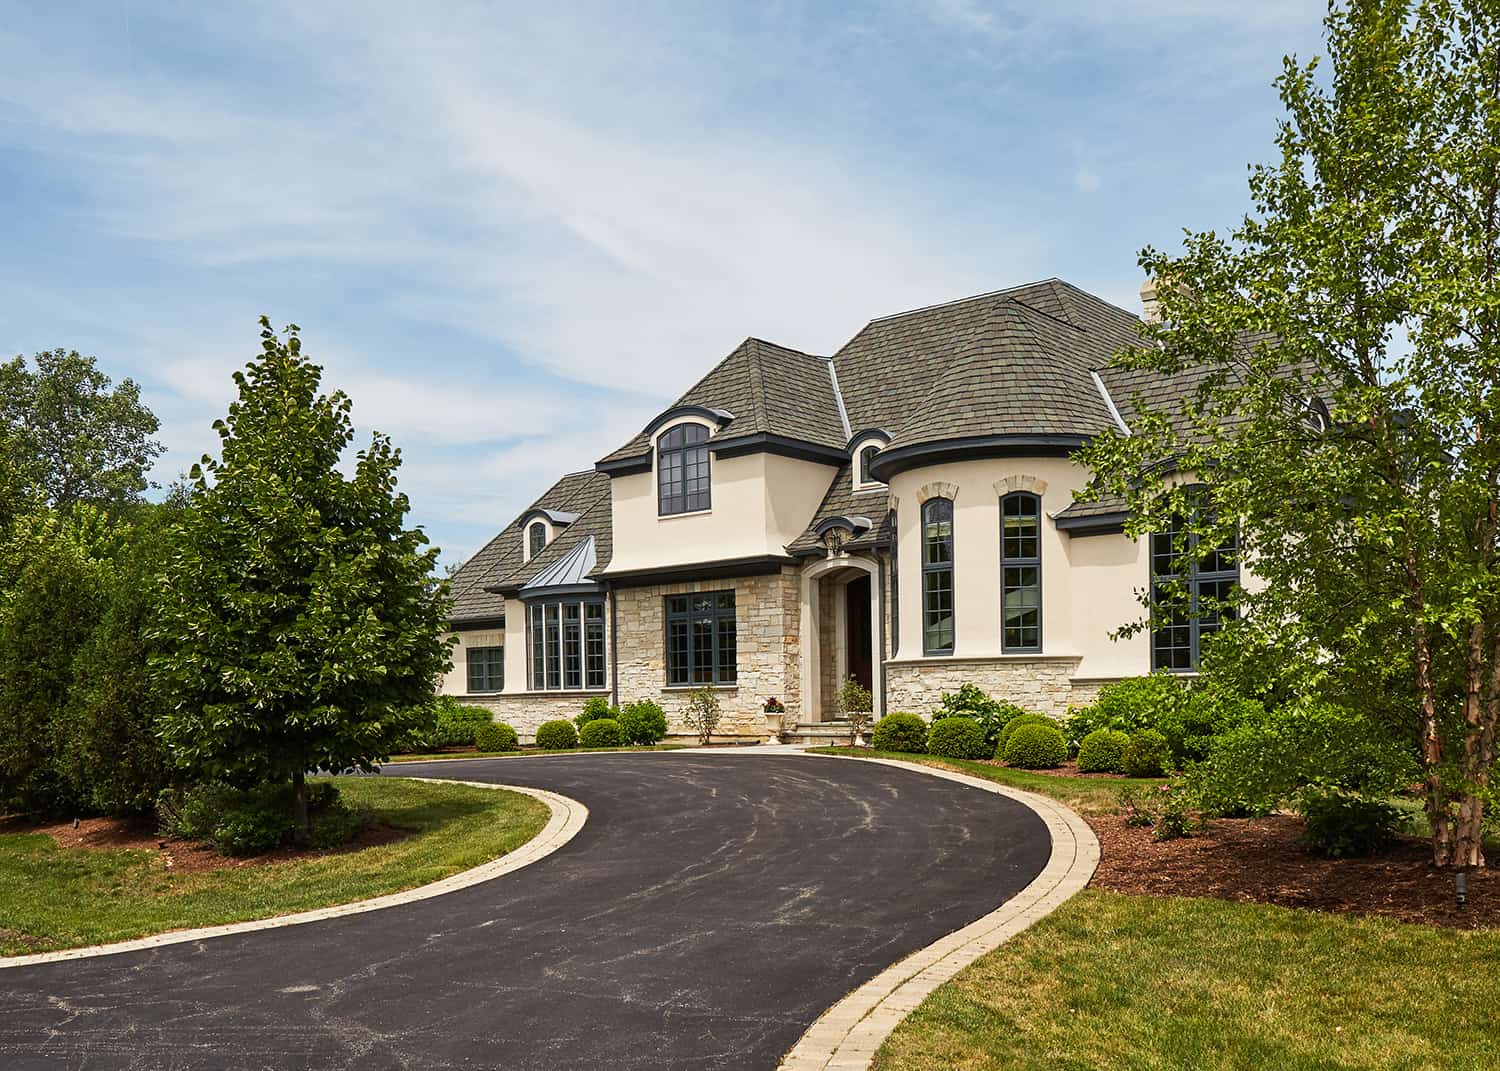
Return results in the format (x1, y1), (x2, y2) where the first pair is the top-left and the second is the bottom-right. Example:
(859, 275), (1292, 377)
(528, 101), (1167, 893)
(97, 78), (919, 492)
(799, 555), (882, 723)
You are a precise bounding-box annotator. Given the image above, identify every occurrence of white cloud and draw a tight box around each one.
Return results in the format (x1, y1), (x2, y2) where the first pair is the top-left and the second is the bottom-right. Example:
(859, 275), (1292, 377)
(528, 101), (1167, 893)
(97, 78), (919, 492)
(1073, 166), (1102, 193)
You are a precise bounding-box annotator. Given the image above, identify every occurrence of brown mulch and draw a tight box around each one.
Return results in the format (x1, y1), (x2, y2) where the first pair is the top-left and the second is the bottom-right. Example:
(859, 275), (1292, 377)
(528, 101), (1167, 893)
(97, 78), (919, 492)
(969, 758), (1130, 779)
(2, 814), (413, 873)
(1087, 812), (1500, 930)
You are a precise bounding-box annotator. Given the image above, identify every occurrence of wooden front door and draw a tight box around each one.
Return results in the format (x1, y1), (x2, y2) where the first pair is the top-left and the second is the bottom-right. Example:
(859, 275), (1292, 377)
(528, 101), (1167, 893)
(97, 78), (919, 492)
(844, 574), (873, 695)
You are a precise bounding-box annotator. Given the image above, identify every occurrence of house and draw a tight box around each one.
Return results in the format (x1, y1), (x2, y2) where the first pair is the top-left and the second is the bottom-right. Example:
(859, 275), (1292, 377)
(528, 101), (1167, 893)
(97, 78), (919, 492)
(440, 278), (1243, 742)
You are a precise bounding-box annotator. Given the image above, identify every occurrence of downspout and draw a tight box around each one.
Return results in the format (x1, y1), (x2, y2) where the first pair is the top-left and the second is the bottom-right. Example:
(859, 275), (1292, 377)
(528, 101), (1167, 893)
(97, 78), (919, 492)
(607, 580), (619, 706)
(876, 550), (888, 718)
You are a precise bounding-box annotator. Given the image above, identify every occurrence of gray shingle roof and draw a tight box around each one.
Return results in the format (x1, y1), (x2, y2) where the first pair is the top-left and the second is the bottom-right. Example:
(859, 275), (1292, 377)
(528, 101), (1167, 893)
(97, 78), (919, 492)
(598, 337), (845, 466)
(787, 464), (892, 557)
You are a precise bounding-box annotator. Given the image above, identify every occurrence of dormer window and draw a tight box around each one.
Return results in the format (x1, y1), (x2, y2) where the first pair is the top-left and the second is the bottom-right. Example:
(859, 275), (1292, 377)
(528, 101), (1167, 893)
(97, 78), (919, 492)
(658, 423), (711, 516)
(528, 521), (547, 559)
(859, 445), (880, 486)
(848, 431), (890, 491)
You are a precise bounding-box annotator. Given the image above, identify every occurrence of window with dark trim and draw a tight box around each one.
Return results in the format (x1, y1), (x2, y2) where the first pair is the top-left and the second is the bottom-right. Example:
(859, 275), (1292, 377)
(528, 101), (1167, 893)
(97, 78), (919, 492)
(1150, 491), (1239, 671)
(658, 423), (711, 515)
(527, 598), (607, 690)
(665, 591), (737, 685)
(858, 445), (881, 486)
(1000, 492), (1042, 652)
(889, 513), (900, 655)
(922, 498), (955, 654)
(528, 521), (547, 558)
(466, 645), (504, 692)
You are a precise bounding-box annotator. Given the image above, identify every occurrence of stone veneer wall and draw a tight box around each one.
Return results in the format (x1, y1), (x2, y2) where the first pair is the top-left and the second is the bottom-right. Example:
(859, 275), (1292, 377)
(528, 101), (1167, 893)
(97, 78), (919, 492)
(612, 568), (801, 741)
(884, 657), (1107, 719)
(452, 693), (607, 744)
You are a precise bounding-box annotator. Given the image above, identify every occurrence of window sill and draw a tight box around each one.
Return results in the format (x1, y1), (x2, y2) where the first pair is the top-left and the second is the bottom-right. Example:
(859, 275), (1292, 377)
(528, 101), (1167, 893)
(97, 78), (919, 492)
(657, 508), (713, 520)
(886, 652), (1083, 667)
(662, 684), (739, 692)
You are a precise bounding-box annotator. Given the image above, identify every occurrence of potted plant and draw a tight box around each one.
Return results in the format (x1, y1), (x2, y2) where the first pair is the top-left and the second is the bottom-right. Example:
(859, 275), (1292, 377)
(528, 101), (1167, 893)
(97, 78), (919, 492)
(836, 677), (873, 746)
(762, 697), (786, 744)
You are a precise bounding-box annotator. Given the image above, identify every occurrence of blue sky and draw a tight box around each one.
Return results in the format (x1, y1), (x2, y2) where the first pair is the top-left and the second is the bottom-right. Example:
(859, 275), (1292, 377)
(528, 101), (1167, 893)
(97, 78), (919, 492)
(0, 2), (1325, 567)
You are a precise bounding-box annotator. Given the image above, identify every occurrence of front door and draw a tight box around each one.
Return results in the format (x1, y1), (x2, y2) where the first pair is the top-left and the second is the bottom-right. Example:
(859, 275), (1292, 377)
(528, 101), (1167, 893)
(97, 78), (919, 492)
(844, 574), (873, 696)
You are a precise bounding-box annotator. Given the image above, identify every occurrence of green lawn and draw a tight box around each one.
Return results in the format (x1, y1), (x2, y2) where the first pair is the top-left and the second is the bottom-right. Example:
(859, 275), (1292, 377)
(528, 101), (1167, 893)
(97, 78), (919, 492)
(0, 776), (549, 956)
(875, 890), (1500, 1071)
(385, 744), (689, 763)
(811, 747), (1159, 815)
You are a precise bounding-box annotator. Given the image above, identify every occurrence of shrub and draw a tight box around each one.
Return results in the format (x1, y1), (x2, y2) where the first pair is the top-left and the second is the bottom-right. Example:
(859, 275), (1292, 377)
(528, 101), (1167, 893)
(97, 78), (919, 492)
(578, 718), (623, 749)
(682, 686), (722, 745)
(936, 683), (1032, 751)
(1118, 783), (1201, 840)
(871, 712), (928, 753)
(307, 800), (368, 850)
(618, 699), (668, 745)
(1298, 788), (1407, 858)
(1123, 729), (1173, 777)
(576, 696), (616, 729)
(1002, 723), (1068, 769)
(424, 698), (494, 749)
(927, 716), (989, 760)
(156, 780), (364, 856)
(1075, 729), (1131, 773)
(837, 677), (874, 743)
(474, 721), (519, 753)
(1062, 673), (1188, 752)
(996, 713), (1054, 755)
(535, 720), (578, 750)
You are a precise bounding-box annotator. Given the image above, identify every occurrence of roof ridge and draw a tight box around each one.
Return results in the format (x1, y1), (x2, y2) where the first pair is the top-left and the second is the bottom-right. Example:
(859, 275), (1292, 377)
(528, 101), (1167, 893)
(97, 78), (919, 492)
(744, 339), (769, 433)
(1008, 294), (1088, 334)
(862, 278), (1064, 326)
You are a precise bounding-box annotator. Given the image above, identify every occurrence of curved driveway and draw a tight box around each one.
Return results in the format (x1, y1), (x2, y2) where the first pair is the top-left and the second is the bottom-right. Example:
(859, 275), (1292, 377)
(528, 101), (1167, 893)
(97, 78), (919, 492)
(1, 753), (1050, 1070)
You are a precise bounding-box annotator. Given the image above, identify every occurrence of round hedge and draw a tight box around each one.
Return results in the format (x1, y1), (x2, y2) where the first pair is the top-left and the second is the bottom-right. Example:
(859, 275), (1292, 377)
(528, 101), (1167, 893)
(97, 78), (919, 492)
(1076, 728), (1130, 773)
(576, 696), (616, 729)
(1003, 723), (1068, 768)
(473, 721), (519, 753)
(871, 712), (928, 753)
(1123, 728), (1173, 778)
(535, 719), (578, 750)
(618, 699), (668, 745)
(578, 718), (623, 749)
(927, 716), (989, 760)
(995, 713), (1054, 757)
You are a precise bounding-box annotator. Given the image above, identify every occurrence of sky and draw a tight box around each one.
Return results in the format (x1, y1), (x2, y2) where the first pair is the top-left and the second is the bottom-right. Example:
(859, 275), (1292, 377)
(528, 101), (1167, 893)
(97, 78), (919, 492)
(0, 1), (1327, 567)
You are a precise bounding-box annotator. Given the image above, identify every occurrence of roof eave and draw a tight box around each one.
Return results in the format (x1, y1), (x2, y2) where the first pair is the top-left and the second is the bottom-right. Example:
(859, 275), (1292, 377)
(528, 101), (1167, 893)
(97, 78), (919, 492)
(868, 433), (1090, 482)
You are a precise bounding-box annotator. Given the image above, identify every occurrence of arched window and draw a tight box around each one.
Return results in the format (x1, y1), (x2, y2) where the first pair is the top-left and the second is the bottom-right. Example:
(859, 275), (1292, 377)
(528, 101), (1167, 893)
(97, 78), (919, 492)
(922, 498), (955, 654)
(658, 424), (711, 515)
(1000, 493), (1041, 652)
(528, 521), (547, 559)
(1150, 487), (1239, 671)
(859, 445), (881, 486)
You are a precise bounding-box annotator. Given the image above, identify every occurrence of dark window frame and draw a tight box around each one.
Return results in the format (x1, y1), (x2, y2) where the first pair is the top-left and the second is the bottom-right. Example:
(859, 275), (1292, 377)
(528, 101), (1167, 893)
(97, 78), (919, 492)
(664, 590), (737, 686)
(528, 521), (547, 558)
(527, 597), (607, 691)
(858, 445), (881, 486)
(1150, 492), (1239, 672)
(657, 423), (712, 516)
(921, 497), (955, 655)
(466, 645), (504, 693)
(1000, 492), (1042, 653)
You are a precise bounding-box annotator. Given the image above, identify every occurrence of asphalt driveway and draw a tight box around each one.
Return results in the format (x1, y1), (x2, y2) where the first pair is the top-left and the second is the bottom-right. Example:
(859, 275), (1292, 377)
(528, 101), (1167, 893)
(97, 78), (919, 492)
(1, 753), (1051, 1070)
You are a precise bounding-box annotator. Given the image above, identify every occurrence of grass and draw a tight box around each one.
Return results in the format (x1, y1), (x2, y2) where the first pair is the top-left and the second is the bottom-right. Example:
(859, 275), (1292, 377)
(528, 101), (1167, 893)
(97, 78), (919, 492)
(810, 747), (1159, 816)
(874, 889), (1500, 1071)
(385, 743), (691, 763)
(0, 776), (549, 956)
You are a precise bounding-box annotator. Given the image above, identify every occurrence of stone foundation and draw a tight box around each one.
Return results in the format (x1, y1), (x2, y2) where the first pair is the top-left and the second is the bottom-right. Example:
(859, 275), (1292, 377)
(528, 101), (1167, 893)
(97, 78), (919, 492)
(447, 692), (606, 744)
(883, 657), (1109, 719)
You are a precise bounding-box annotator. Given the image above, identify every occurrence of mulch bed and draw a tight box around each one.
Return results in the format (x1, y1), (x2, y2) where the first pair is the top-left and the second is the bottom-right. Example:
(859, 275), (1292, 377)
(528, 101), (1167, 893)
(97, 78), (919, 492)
(970, 758), (1131, 779)
(2, 814), (413, 873)
(1087, 813), (1500, 930)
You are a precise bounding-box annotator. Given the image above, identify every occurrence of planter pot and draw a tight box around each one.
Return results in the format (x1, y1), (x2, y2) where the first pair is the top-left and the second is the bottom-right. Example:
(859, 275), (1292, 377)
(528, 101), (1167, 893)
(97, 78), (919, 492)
(763, 711), (784, 744)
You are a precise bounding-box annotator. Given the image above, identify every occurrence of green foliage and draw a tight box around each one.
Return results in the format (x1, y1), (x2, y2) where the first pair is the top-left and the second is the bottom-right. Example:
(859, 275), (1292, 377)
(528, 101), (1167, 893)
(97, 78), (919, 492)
(157, 781), (365, 856)
(1075, 729), (1131, 774)
(1122, 730), (1173, 779)
(682, 686), (722, 745)
(937, 683), (1032, 751)
(1002, 724), (1068, 769)
(871, 712), (928, 753)
(927, 716), (989, 760)
(431, 702), (493, 748)
(618, 699), (668, 745)
(1118, 783), (1200, 841)
(1297, 789), (1407, 858)
(535, 719), (577, 750)
(577, 696), (616, 728)
(473, 721), (519, 753)
(578, 718), (623, 749)
(151, 319), (451, 829)
(996, 714), (1054, 756)
(1063, 674), (1186, 751)
(0, 348), (163, 508)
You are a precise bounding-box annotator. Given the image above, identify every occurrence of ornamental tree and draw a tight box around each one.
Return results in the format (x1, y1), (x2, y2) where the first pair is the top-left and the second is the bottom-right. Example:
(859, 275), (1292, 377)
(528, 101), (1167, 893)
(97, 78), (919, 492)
(1079, 0), (1500, 868)
(153, 319), (451, 835)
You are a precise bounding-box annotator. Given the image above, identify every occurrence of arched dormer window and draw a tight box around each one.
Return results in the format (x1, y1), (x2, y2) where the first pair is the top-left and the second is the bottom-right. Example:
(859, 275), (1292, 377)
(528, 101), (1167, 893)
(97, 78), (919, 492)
(658, 423), (711, 516)
(1000, 492), (1042, 652)
(528, 521), (547, 559)
(921, 498), (955, 655)
(859, 445), (881, 487)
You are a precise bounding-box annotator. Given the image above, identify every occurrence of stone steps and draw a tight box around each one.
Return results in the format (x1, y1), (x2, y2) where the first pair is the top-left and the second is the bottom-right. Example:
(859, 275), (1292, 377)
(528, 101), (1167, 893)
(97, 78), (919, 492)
(781, 721), (862, 746)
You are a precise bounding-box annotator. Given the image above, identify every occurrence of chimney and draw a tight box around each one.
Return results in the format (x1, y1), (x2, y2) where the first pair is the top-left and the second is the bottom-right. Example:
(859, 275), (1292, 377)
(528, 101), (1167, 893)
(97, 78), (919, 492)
(1139, 277), (1161, 324)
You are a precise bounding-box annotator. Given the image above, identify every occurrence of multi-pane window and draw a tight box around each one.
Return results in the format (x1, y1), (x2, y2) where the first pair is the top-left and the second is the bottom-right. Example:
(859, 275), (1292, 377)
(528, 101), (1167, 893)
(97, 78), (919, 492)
(665, 591), (737, 685)
(527, 599), (607, 690)
(859, 445), (880, 486)
(466, 645), (504, 692)
(922, 498), (955, 654)
(528, 521), (547, 558)
(658, 424), (711, 515)
(1001, 493), (1042, 652)
(1150, 492), (1239, 671)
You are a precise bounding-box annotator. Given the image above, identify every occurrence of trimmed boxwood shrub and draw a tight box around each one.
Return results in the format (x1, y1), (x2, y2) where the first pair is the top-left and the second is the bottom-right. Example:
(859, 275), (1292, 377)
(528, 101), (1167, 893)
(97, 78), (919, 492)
(578, 718), (623, 749)
(535, 719), (578, 750)
(618, 699), (668, 745)
(995, 713), (1054, 756)
(871, 712), (928, 753)
(927, 716), (989, 760)
(1002, 723), (1068, 769)
(1076, 728), (1130, 773)
(1123, 728), (1173, 778)
(474, 721), (519, 753)
(576, 696), (616, 729)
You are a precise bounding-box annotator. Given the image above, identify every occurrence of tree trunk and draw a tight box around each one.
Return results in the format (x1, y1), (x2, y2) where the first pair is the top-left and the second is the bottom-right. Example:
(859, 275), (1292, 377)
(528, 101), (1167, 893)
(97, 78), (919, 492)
(292, 767), (309, 845)
(1454, 623), (1490, 868)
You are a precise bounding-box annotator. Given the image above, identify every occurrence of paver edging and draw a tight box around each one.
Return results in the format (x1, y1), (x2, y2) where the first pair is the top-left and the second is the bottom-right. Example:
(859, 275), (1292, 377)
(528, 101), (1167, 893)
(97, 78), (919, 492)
(778, 753), (1099, 1071)
(0, 778), (586, 970)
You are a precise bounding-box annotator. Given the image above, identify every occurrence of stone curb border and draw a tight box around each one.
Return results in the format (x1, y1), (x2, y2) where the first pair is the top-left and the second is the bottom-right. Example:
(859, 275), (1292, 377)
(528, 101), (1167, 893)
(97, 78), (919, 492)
(778, 755), (1099, 1071)
(0, 779), (586, 970)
